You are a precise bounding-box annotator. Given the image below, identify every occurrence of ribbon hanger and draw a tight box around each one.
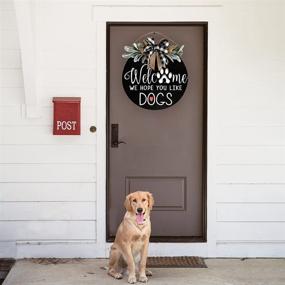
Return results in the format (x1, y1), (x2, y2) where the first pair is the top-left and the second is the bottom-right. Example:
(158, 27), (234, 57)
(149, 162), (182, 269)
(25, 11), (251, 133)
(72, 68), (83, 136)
(133, 31), (177, 46)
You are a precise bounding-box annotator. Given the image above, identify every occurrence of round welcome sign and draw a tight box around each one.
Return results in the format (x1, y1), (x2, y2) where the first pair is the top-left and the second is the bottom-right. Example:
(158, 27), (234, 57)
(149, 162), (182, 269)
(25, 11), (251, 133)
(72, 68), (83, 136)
(122, 36), (188, 110)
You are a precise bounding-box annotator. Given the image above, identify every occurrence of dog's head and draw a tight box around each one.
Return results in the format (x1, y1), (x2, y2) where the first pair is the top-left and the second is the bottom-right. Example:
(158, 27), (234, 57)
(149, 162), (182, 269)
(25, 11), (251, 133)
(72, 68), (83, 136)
(124, 191), (154, 225)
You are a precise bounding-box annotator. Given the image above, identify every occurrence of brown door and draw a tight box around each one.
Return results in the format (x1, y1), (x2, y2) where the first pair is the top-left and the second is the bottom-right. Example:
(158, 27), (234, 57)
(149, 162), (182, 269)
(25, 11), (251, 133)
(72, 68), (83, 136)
(107, 23), (207, 242)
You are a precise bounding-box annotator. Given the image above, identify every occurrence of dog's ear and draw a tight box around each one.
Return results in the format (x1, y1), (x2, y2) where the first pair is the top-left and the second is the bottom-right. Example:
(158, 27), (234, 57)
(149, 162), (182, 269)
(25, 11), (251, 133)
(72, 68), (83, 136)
(124, 193), (133, 212)
(147, 192), (154, 210)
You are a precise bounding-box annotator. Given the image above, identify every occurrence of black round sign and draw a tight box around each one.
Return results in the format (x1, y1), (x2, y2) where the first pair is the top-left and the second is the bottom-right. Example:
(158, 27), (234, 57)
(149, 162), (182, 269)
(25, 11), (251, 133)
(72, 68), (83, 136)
(122, 59), (188, 110)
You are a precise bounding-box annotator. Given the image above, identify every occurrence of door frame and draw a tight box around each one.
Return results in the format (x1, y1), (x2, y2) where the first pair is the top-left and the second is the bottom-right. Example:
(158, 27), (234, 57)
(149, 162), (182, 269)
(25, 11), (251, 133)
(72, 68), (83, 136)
(106, 22), (208, 243)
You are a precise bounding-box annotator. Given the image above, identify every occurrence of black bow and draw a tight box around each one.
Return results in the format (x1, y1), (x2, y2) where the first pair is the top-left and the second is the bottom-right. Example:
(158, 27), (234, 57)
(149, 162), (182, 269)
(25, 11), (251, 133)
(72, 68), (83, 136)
(143, 38), (170, 69)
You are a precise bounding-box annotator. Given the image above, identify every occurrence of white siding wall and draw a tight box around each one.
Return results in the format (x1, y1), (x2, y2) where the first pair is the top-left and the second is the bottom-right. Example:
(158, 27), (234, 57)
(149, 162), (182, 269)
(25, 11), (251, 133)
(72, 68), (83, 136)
(0, 0), (284, 258)
(214, 1), (285, 257)
(0, 0), (97, 257)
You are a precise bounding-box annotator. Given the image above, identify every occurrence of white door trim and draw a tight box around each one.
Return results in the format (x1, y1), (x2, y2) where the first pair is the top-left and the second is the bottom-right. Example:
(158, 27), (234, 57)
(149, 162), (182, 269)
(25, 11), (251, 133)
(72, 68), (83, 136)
(93, 2), (221, 257)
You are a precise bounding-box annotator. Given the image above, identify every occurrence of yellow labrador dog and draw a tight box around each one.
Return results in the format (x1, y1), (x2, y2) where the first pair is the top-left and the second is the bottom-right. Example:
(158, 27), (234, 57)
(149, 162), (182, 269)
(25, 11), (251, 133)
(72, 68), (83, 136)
(108, 191), (154, 283)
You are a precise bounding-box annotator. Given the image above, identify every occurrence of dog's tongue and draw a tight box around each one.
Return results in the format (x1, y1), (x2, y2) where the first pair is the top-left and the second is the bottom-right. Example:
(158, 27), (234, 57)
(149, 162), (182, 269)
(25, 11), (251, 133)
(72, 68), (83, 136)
(136, 213), (144, 225)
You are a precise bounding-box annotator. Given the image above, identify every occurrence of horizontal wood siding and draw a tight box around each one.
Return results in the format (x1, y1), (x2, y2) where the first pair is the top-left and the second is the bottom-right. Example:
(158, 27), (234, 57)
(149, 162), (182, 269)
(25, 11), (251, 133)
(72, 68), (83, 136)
(217, 204), (285, 222)
(215, 1), (285, 255)
(0, 145), (96, 163)
(0, 221), (96, 241)
(0, 182), (96, 202)
(217, 223), (285, 241)
(0, 0), (97, 253)
(0, 164), (96, 182)
(0, 202), (96, 221)
(216, 185), (285, 203)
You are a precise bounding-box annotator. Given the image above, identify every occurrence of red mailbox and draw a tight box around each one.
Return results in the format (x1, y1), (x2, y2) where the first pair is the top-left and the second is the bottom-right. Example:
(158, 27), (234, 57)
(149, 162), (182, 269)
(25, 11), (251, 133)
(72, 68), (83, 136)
(53, 97), (81, 135)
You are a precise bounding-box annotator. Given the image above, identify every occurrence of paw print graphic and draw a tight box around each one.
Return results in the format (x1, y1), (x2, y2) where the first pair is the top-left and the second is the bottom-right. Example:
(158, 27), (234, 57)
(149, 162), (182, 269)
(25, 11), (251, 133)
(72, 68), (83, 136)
(156, 68), (172, 84)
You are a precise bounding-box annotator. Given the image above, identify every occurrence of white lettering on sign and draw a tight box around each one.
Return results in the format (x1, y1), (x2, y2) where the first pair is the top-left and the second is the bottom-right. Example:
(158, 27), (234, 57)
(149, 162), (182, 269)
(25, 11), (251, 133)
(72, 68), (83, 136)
(56, 121), (77, 131)
(139, 92), (173, 106)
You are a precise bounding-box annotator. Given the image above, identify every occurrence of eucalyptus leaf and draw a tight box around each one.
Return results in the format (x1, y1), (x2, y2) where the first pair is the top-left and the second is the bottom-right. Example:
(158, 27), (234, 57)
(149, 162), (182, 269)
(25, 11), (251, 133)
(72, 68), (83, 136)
(172, 54), (181, 62)
(122, 53), (133, 58)
(178, 45), (184, 53)
(124, 45), (135, 52)
(137, 42), (144, 49)
(166, 54), (174, 62)
(134, 54), (143, 62)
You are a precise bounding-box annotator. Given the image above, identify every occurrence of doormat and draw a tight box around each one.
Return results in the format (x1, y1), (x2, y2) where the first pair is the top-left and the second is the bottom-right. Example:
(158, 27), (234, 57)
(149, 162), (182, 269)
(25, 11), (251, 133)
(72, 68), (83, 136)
(147, 256), (207, 268)
(29, 258), (83, 265)
(0, 259), (15, 285)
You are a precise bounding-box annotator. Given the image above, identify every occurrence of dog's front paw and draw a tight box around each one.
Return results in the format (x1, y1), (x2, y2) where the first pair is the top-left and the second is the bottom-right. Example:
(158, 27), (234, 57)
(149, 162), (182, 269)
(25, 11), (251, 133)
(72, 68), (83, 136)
(114, 272), (123, 279)
(139, 275), (148, 283)
(128, 275), (137, 284)
(146, 269), (153, 276)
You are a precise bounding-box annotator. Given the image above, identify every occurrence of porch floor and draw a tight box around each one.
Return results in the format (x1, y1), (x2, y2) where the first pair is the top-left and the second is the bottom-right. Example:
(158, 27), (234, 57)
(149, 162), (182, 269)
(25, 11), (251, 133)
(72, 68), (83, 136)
(3, 258), (285, 285)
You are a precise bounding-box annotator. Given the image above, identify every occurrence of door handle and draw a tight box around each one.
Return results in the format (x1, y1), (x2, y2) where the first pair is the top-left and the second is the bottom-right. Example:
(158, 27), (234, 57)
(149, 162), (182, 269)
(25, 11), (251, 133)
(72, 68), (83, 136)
(111, 124), (126, 148)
